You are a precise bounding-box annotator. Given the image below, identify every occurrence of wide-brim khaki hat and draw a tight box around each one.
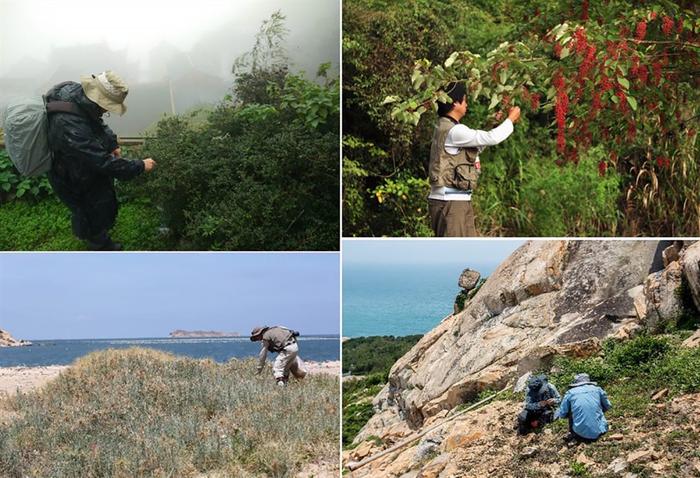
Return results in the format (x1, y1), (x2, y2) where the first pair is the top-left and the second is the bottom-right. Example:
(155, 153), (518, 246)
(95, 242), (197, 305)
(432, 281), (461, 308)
(80, 70), (128, 116)
(250, 326), (268, 340)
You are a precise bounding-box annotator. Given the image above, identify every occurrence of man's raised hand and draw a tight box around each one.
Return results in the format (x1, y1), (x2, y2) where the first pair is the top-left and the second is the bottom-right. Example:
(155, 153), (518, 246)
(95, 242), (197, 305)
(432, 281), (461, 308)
(143, 158), (157, 172)
(507, 106), (521, 123)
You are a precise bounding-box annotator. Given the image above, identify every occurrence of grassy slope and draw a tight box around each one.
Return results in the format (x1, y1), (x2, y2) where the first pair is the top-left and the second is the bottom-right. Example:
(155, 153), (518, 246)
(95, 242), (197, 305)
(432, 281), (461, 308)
(0, 197), (167, 251)
(0, 348), (339, 478)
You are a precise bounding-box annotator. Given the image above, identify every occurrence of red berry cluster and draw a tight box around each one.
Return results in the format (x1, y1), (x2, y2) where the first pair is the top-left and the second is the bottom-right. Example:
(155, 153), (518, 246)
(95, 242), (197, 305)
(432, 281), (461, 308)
(662, 16), (675, 36)
(553, 70), (568, 153)
(656, 156), (671, 168)
(635, 21), (647, 41)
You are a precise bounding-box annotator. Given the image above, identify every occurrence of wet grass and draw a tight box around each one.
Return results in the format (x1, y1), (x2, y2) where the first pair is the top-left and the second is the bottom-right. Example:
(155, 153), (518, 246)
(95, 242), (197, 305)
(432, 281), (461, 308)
(0, 348), (339, 477)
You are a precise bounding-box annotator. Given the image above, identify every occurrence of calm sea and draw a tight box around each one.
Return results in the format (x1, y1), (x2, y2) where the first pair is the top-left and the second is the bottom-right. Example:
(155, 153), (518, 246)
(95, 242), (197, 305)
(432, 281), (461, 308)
(0, 336), (339, 367)
(343, 263), (469, 337)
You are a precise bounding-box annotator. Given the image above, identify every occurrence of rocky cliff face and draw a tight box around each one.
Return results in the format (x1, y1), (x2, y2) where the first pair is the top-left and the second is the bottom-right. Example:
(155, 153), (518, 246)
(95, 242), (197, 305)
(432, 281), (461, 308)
(354, 240), (699, 445)
(0, 329), (31, 347)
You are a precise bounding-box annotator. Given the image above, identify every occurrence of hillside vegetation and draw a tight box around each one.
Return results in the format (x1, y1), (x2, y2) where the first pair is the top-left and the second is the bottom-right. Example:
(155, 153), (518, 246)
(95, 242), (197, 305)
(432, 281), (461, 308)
(344, 332), (700, 477)
(0, 348), (339, 478)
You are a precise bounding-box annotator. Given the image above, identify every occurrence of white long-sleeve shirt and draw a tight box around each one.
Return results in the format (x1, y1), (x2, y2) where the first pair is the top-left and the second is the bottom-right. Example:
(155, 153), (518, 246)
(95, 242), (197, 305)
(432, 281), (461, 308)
(429, 119), (514, 201)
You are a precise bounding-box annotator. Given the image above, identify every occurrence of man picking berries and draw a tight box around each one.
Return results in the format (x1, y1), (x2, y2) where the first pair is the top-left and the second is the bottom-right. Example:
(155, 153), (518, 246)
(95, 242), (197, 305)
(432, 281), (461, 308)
(428, 81), (520, 236)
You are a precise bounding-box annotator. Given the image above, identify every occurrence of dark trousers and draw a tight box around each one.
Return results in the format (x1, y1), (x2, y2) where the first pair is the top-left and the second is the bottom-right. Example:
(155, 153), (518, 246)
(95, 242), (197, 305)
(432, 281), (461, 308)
(518, 409), (554, 435)
(49, 172), (118, 242)
(428, 199), (477, 237)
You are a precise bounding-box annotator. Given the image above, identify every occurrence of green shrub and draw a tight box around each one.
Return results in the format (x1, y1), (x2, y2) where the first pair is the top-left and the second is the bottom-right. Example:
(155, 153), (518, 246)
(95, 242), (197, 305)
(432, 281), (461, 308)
(0, 150), (52, 203)
(139, 93), (339, 250)
(342, 335), (422, 376)
(549, 334), (700, 418)
(0, 348), (338, 478)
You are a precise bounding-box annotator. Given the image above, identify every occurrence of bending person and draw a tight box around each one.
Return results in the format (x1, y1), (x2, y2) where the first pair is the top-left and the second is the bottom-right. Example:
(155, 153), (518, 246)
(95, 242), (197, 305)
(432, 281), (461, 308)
(250, 325), (308, 386)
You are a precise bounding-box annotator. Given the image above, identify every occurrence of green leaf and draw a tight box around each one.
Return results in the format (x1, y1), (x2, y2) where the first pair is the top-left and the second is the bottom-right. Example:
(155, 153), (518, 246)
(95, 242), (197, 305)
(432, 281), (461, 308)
(444, 52), (459, 68)
(488, 94), (500, 110)
(617, 77), (630, 89)
(610, 94), (619, 104)
(627, 96), (638, 111)
(559, 47), (571, 59)
(382, 95), (401, 105)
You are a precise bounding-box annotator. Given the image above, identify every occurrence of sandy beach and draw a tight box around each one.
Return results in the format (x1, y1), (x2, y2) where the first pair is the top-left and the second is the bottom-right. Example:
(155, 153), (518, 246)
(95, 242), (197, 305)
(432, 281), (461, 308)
(0, 365), (70, 397)
(0, 360), (339, 397)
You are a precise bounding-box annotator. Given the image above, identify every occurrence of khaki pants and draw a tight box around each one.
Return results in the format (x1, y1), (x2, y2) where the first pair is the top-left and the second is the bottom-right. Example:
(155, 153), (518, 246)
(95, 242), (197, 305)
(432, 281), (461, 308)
(428, 199), (477, 237)
(273, 342), (308, 380)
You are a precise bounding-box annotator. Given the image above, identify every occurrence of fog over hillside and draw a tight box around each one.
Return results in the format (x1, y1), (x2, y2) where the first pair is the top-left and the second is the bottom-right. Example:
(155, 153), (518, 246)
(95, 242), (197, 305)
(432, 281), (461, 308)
(0, 0), (339, 135)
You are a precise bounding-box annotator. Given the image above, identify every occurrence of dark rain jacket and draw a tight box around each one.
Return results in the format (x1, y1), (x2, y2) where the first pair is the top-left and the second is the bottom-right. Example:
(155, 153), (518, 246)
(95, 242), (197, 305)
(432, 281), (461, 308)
(45, 81), (144, 239)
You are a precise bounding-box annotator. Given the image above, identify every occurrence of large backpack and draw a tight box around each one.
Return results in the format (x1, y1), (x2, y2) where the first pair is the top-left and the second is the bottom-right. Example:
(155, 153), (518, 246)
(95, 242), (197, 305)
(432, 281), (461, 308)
(2, 84), (84, 177)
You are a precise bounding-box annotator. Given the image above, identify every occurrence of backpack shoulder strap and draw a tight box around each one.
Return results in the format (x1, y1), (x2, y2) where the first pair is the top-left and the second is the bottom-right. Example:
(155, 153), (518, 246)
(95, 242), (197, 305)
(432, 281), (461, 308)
(46, 101), (84, 116)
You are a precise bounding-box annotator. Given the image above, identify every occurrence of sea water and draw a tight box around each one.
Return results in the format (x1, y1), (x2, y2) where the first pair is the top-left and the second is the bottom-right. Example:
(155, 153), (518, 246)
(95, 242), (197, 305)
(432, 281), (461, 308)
(0, 336), (339, 367)
(343, 263), (470, 337)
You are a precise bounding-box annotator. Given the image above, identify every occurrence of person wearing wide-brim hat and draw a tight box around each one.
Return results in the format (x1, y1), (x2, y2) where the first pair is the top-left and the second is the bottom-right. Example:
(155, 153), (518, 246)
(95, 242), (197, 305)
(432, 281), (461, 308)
(554, 373), (612, 443)
(45, 70), (157, 250)
(250, 325), (308, 386)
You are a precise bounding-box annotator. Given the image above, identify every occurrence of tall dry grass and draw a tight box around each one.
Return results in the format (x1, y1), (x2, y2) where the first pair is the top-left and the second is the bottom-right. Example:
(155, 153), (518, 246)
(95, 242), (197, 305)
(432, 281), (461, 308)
(0, 348), (339, 477)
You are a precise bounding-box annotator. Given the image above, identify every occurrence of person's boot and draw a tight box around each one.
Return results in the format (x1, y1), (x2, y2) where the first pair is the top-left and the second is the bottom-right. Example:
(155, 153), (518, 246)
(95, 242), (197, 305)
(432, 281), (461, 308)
(87, 232), (123, 251)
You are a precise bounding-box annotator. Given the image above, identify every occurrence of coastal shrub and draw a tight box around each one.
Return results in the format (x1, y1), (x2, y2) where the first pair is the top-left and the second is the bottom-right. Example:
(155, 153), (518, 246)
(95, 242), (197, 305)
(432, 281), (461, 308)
(0, 348), (339, 477)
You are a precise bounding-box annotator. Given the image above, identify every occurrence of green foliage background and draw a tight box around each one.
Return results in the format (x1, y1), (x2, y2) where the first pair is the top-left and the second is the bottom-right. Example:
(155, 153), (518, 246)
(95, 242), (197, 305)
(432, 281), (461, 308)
(343, 0), (699, 237)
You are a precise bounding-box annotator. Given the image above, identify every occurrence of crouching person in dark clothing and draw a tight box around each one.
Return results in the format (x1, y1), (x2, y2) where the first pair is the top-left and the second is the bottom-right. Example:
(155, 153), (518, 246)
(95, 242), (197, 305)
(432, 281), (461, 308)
(46, 70), (156, 251)
(517, 374), (561, 435)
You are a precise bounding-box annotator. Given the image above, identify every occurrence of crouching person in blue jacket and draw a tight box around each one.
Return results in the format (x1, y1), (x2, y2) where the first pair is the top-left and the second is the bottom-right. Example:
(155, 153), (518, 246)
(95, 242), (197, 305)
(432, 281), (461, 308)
(554, 373), (612, 443)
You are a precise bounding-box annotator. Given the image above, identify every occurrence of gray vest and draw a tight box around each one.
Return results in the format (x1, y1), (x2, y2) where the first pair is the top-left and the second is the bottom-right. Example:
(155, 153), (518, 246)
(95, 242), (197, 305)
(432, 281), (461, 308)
(428, 116), (480, 191)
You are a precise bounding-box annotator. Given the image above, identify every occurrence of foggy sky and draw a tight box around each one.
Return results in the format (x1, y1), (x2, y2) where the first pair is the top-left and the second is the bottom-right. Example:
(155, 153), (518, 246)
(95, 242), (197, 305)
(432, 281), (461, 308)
(0, 0), (339, 135)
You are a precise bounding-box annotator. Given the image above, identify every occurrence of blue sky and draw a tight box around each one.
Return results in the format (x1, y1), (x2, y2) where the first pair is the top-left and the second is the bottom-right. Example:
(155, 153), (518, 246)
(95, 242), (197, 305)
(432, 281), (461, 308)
(0, 253), (339, 340)
(343, 239), (525, 269)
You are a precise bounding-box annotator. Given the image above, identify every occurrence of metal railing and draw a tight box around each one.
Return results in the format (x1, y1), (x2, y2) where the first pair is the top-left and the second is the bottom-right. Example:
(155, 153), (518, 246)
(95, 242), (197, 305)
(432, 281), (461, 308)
(0, 136), (153, 149)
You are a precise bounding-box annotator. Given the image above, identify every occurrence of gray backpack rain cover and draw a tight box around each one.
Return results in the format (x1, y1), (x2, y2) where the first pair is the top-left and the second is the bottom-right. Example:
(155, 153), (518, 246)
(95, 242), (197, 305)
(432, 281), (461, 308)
(2, 96), (52, 177)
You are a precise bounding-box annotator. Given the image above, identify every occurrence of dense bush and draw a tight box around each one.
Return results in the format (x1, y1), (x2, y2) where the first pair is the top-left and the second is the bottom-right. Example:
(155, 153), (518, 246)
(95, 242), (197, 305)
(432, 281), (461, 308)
(342, 335), (422, 376)
(343, 0), (700, 237)
(0, 348), (339, 477)
(129, 13), (340, 251)
(139, 77), (339, 251)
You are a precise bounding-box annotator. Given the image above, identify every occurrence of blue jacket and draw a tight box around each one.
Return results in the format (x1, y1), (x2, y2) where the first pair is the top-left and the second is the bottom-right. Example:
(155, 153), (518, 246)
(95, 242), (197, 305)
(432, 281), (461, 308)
(555, 384), (612, 439)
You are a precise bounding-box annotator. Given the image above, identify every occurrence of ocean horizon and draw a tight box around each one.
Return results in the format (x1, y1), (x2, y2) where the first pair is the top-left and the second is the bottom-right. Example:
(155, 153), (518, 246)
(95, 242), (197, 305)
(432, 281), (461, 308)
(343, 263), (476, 338)
(0, 335), (340, 367)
